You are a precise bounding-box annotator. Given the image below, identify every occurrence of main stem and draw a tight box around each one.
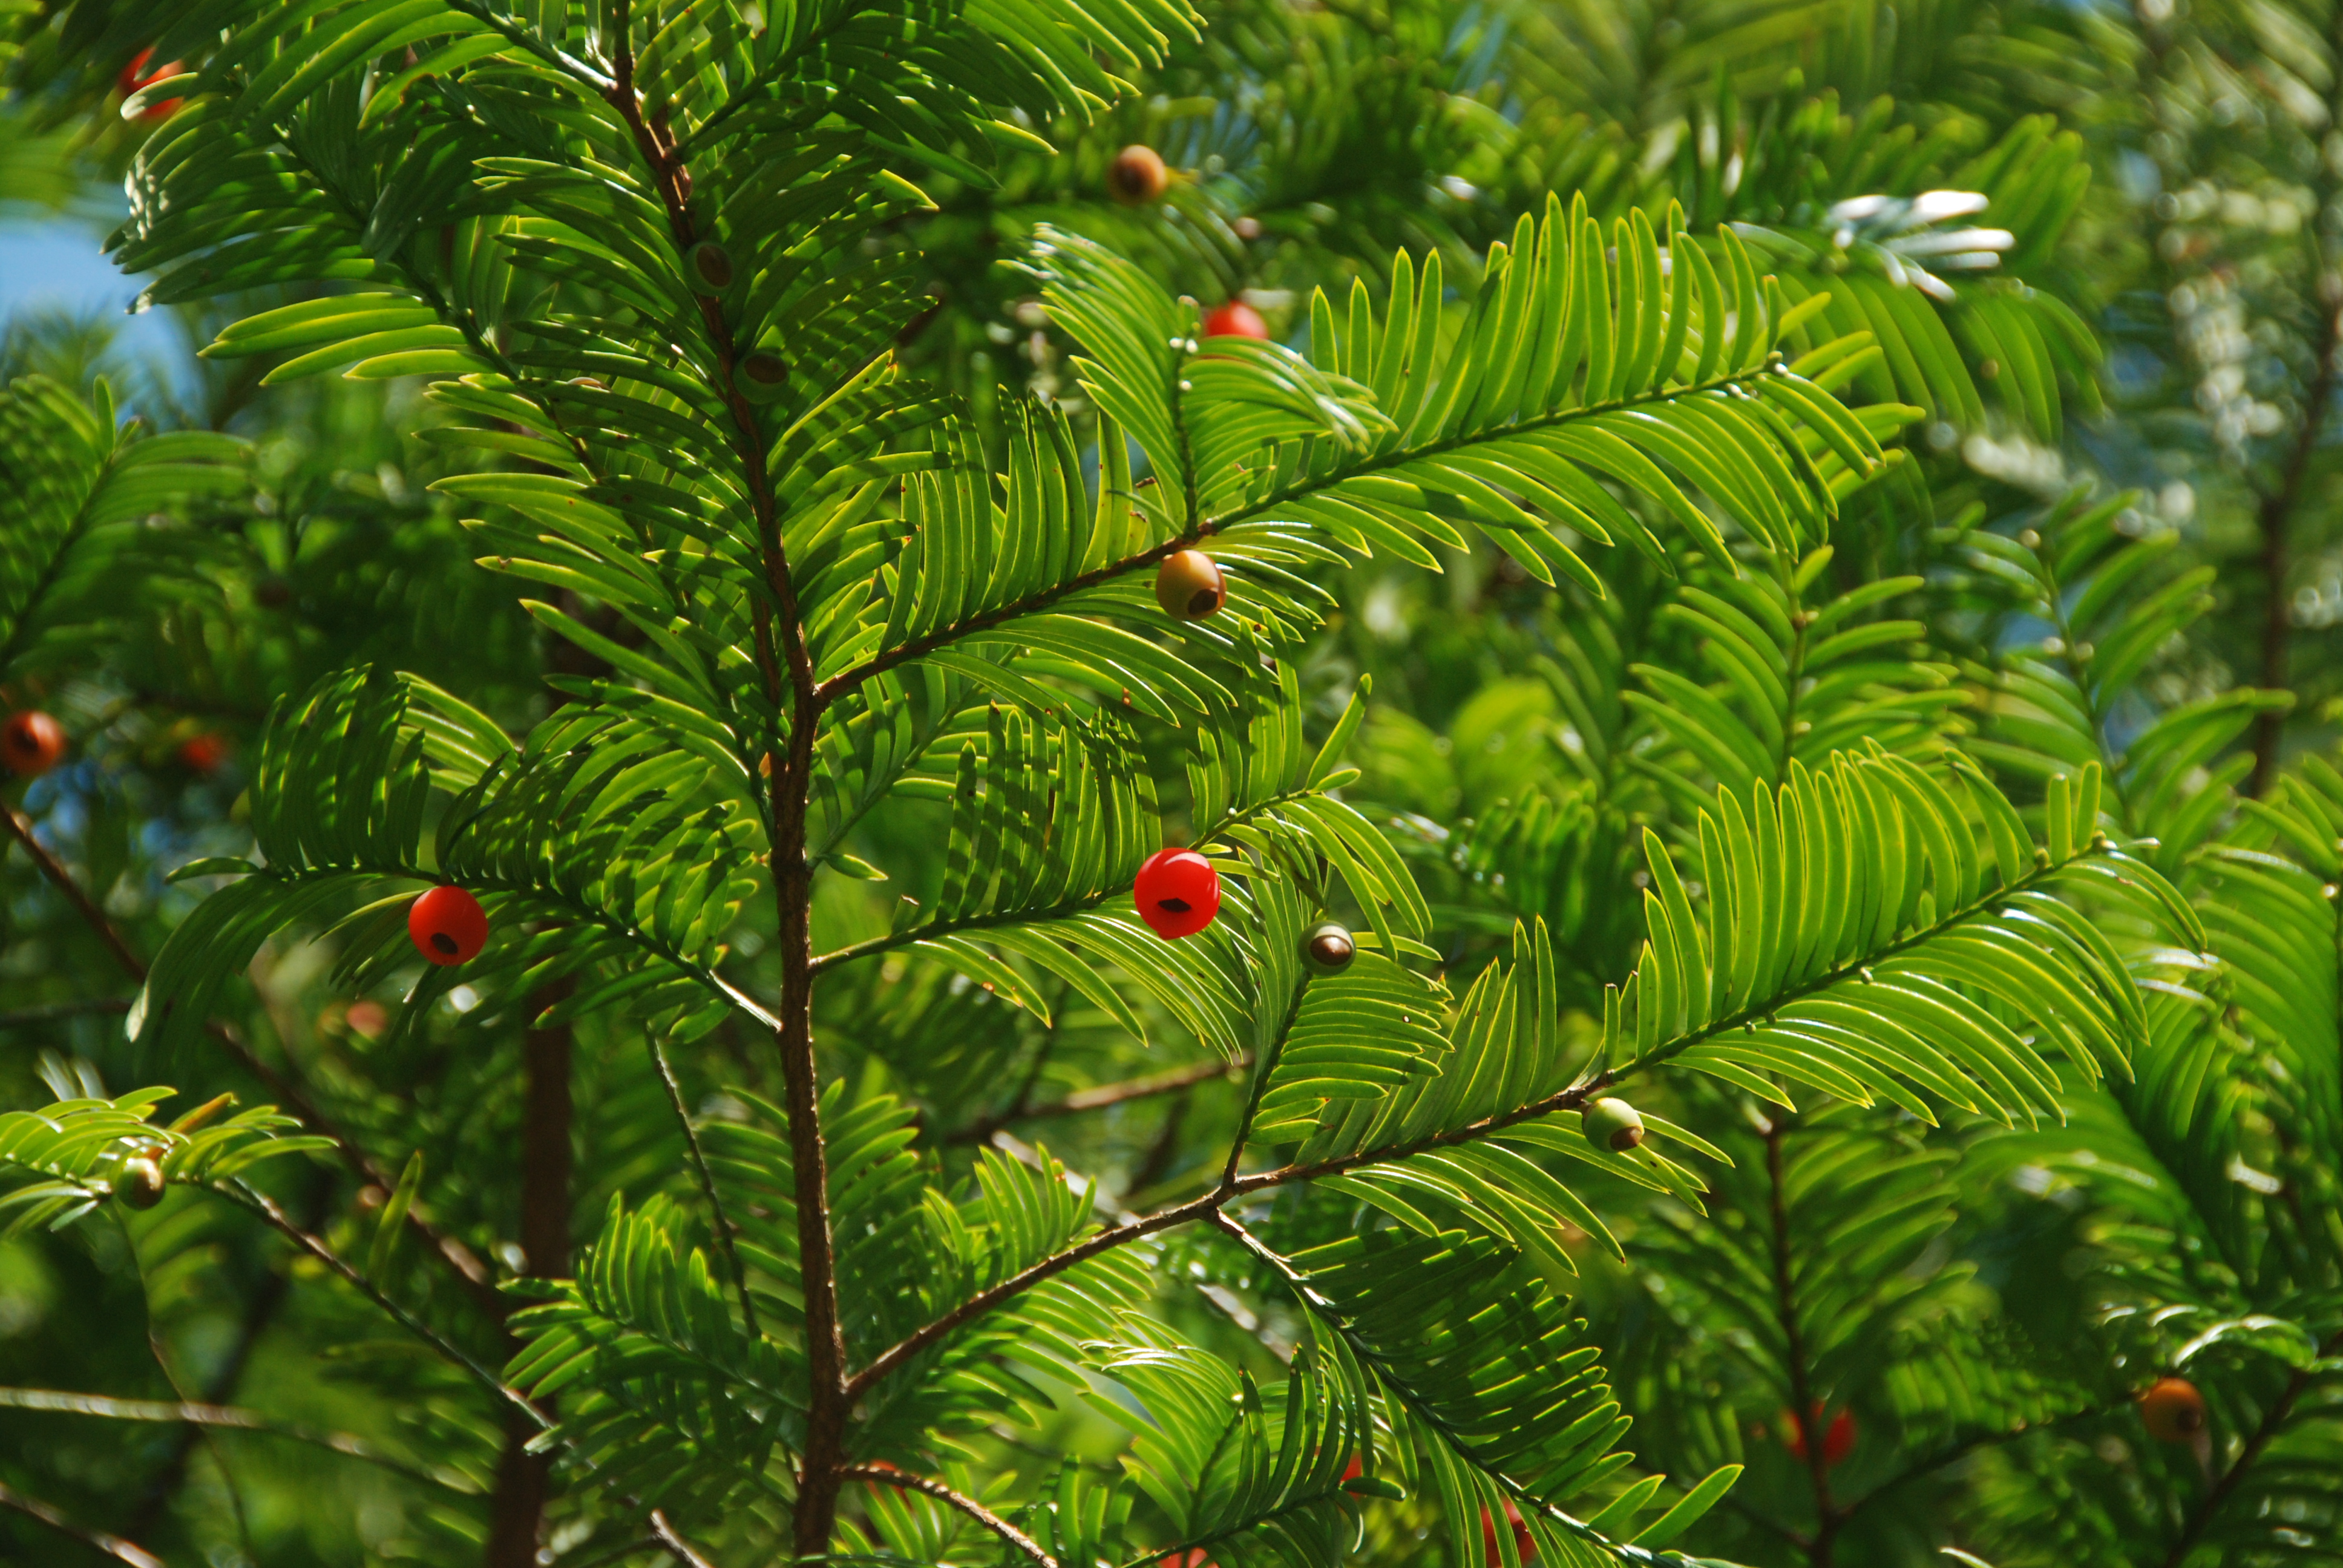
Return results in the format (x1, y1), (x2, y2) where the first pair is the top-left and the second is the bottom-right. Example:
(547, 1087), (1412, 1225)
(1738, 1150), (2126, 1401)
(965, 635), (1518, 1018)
(2249, 289), (2337, 797)
(596, 10), (845, 1552)
(1765, 1120), (1839, 1567)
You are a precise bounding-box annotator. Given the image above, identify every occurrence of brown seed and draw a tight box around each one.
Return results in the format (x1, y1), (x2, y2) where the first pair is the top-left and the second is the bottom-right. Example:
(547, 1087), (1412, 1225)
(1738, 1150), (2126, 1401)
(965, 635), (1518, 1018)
(1108, 145), (1168, 206)
(2140, 1377), (2206, 1442)
(735, 353), (788, 404)
(687, 241), (734, 295)
(1154, 550), (1225, 620)
(116, 1152), (167, 1210)
(1303, 921), (1355, 973)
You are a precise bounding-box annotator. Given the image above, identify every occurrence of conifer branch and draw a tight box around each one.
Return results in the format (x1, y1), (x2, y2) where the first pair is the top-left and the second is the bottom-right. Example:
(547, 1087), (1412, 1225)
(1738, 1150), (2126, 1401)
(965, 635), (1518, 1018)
(816, 364), (1782, 704)
(851, 840), (2113, 1405)
(1764, 1119), (1840, 1567)
(649, 1032), (761, 1336)
(0, 806), (506, 1319)
(943, 1057), (1247, 1145)
(220, 1180), (549, 1434)
(810, 782), (1337, 973)
(2157, 1324), (2343, 1568)
(2248, 292), (2340, 799)
(844, 1464), (1057, 1568)
(0, 1385), (475, 1493)
(0, 1480), (162, 1568)
(596, 6), (848, 1550)
(647, 1509), (719, 1567)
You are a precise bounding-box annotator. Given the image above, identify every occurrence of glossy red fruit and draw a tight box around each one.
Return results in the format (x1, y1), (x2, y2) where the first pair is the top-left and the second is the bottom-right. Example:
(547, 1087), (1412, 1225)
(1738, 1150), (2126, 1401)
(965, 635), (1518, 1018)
(342, 999), (390, 1040)
(177, 734), (228, 774)
(1202, 301), (1268, 340)
(1134, 848), (1220, 939)
(2140, 1377), (2206, 1442)
(1, 711), (67, 777)
(1154, 550), (1227, 620)
(1784, 1405), (1856, 1467)
(117, 48), (184, 121)
(1158, 1552), (1211, 1568)
(1108, 145), (1168, 206)
(1480, 1500), (1534, 1563)
(408, 885), (488, 965)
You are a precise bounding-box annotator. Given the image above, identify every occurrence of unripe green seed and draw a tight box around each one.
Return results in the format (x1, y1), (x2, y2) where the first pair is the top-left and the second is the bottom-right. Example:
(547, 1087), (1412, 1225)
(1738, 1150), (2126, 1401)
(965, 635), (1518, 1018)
(734, 352), (788, 404)
(116, 1152), (167, 1210)
(1155, 550), (1226, 620)
(687, 241), (735, 295)
(1583, 1097), (1645, 1152)
(1303, 921), (1355, 974)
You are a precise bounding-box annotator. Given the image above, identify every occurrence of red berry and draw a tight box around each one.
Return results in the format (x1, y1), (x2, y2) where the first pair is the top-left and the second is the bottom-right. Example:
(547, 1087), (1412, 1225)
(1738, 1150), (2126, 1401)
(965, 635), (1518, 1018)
(1108, 145), (1168, 206)
(1158, 1552), (1210, 1568)
(1133, 848), (1220, 939)
(342, 1000), (390, 1040)
(1, 711), (67, 777)
(1480, 1500), (1533, 1563)
(177, 734), (228, 774)
(1342, 1454), (1363, 1482)
(1202, 301), (1268, 341)
(2140, 1377), (2206, 1442)
(408, 885), (488, 965)
(1784, 1405), (1856, 1466)
(117, 48), (185, 121)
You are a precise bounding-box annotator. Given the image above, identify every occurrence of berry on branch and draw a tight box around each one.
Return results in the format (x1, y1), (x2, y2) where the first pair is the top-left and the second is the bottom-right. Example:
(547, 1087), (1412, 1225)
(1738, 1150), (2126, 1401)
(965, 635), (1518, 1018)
(1107, 145), (1168, 206)
(1202, 301), (1268, 340)
(734, 352), (789, 403)
(117, 48), (184, 121)
(1154, 550), (1226, 620)
(408, 885), (488, 965)
(1, 711), (67, 777)
(115, 1148), (167, 1210)
(2140, 1377), (2206, 1442)
(1784, 1404), (1856, 1466)
(1582, 1097), (1646, 1152)
(687, 241), (735, 295)
(177, 734), (228, 774)
(1135, 848), (1220, 939)
(1303, 921), (1355, 973)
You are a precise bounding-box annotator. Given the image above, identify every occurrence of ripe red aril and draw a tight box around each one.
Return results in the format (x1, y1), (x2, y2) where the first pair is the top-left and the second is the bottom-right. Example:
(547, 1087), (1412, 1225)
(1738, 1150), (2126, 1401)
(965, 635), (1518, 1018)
(117, 48), (185, 121)
(177, 734), (228, 774)
(1480, 1500), (1533, 1563)
(408, 885), (488, 965)
(1784, 1404), (1856, 1466)
(1202, 301), (1268, 340)
(1, 711), (67, 777)
(1134, 848), (1220, 939)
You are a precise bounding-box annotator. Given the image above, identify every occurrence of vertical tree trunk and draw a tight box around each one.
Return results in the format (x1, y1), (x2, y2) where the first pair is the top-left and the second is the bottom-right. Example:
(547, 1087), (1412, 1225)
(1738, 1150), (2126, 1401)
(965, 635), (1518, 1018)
(2248, 293), (2341, 797)
(483, 986), (572, 1567)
